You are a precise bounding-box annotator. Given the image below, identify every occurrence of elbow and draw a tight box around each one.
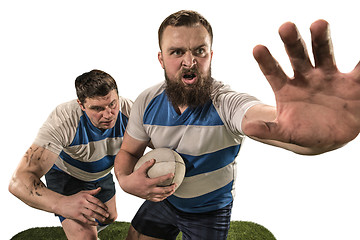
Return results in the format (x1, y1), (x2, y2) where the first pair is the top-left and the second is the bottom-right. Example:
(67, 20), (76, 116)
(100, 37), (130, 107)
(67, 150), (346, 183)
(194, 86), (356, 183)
(116, 175), (128, 192)
(8, 176), (18, 197)
(8, 172), (24, 198)
(116, 174), (132, 195)
(113, 169), (126, 191)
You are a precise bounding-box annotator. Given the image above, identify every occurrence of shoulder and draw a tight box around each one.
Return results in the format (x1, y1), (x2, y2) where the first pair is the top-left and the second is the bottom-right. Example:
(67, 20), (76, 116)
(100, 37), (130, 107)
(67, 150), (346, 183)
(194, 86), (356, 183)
(211, 79), (260, 106)
(33, 100), (83, 155)
(211, 79), (231, 94)
(42, 100), (84, 138)
(118, 96), (133, 118)
(137, 82), (165, 101)
(125, 82), (166, 141)
(53, 99), (81, 112)
(50, 100), (83, 122)
(133, 82), (166, 108)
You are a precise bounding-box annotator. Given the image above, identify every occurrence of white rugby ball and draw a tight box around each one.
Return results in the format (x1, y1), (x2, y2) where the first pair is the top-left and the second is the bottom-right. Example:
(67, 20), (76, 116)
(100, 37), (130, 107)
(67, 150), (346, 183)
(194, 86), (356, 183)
(134, 148), (186, 190)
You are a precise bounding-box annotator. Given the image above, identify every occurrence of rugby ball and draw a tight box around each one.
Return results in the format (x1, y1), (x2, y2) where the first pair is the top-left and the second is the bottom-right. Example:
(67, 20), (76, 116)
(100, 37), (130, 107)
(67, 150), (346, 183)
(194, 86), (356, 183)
(134, 148), (186, 190)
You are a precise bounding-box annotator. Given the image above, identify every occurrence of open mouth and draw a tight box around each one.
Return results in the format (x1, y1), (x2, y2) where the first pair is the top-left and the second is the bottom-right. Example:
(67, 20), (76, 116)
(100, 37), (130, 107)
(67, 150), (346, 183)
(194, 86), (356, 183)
(183, 73), (196, 79)
(182, 72), (197, 84)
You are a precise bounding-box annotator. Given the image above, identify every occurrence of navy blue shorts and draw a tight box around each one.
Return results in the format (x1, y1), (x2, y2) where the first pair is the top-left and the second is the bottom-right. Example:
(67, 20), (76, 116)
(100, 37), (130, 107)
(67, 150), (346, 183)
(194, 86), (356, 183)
(45, 167), (116, 223)
(131, 200), (232, 240)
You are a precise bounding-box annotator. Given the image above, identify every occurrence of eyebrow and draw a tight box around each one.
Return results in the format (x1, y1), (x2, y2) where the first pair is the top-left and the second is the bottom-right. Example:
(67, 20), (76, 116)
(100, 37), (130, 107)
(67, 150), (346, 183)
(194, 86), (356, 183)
(88, 99), (116, 110)
(88, 105), (105, 110)
(167, 47), (185, 53)
(167, 44), (208, 52)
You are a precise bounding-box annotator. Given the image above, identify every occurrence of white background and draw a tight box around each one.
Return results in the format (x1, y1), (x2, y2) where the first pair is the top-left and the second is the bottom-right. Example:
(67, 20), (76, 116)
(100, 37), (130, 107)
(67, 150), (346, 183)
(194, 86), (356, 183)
(1, 0), (360, 239)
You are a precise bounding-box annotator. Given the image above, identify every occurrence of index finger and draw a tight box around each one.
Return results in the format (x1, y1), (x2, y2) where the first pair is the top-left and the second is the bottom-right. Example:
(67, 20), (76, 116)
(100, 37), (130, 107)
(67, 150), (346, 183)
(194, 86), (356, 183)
(253, 45), (288, 92)
(86, 195), (109, 217)
(84, 188), (108, 210)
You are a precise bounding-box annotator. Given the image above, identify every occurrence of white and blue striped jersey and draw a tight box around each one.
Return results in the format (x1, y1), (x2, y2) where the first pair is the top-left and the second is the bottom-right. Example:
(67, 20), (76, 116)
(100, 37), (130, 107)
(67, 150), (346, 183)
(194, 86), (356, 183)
(33, 97), (132, 182)
(126, 80), (261, 213)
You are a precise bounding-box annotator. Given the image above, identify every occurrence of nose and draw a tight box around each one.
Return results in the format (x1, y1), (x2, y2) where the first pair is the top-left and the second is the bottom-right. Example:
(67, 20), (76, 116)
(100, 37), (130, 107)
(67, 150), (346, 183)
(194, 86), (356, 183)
(182, 51), (196, 68)
(102, 107), (113, 119)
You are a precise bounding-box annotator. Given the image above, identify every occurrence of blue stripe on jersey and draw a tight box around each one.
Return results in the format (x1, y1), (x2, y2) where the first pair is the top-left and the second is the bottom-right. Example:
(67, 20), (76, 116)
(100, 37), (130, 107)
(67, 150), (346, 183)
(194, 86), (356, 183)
(58, 111), (128, 175)
(167, 180), (234, 213)
(59, 151), (115, 173)
(70, 111), (128, 146)
(180, 145), (240, 177)
(143, 91), (223, 126)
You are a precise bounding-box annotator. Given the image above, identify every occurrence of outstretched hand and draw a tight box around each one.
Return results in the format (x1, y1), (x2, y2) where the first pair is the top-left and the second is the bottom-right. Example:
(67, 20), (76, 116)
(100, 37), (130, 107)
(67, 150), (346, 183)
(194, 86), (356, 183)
(247, 19), (360, 150)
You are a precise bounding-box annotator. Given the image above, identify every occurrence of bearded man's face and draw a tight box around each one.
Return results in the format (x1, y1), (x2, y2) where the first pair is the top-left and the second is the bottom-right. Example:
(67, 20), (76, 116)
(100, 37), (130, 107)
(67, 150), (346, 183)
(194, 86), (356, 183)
(157, 25), (213, 108)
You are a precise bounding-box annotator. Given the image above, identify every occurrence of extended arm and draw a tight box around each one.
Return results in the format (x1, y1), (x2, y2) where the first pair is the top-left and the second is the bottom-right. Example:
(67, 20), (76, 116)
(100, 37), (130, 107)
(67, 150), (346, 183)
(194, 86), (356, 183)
(114, 132), (176, 202)
(8, 144), (109, 225)
(242, 20), (360, 154)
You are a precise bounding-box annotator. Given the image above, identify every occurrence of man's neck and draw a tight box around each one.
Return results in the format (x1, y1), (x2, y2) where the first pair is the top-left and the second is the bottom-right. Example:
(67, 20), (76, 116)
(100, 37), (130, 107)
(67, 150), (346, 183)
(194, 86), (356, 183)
(174, 105), (188, 115)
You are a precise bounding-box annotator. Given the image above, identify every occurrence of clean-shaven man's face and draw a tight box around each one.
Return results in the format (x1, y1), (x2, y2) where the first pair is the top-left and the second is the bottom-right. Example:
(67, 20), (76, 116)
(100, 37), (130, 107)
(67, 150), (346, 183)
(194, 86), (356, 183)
(78, 89), (119, 130)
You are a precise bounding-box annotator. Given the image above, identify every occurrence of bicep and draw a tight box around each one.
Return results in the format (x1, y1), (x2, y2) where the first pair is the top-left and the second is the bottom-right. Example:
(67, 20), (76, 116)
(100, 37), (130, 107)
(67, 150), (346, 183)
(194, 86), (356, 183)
(120, 131), (149, 159)
(114, 131), (149, 176)
(15, 144), (58, 179)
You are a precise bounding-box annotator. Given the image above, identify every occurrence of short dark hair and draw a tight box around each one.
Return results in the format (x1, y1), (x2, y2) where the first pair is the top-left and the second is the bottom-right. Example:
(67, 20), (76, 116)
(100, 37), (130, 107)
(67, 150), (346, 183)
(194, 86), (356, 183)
(75, 69), (118, 104)
(158, 10), (213, 50)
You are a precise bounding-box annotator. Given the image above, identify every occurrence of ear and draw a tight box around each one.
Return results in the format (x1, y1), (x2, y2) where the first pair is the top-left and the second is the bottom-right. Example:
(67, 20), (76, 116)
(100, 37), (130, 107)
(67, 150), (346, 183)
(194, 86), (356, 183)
(158, 51), (165, 69)
(77, 99), (86, 111)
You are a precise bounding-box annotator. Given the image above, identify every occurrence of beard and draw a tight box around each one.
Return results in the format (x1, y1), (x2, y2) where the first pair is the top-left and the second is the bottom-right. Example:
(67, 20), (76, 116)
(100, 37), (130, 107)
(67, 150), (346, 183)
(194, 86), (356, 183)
(165, 67), (213, 109)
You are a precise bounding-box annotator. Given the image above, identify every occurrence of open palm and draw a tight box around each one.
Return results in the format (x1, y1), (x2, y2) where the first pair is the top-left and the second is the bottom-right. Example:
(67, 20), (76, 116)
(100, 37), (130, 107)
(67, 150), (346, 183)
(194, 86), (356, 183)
(248, 20), (360, 149)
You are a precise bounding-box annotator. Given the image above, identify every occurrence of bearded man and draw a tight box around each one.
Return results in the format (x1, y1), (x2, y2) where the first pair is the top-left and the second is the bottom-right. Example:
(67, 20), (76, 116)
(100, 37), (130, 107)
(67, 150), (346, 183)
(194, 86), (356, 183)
(115, 10), (360, 240)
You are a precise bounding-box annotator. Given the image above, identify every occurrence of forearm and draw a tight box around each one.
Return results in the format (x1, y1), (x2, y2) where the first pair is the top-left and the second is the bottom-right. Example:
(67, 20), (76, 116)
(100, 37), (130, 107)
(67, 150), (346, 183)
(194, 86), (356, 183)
(114, 131), (149, 191)
(114, 149), (139, 191)
(114, 147), (175, 201)
(9, 172), (63, 214)
(8, 145), (64, 215)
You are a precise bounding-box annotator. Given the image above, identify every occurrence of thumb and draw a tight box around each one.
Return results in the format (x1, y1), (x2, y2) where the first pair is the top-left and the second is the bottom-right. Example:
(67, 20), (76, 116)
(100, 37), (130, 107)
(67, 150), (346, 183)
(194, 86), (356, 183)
(138, 159), (156, 174)
(85, 187), (102, 196)
(243, 120), (281, 141)
(354, 60), (360, 81)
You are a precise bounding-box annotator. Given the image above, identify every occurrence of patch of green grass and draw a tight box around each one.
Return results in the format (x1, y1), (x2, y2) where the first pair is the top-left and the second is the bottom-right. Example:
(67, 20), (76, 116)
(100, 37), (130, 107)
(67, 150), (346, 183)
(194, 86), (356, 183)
(11, 226), (67, 240)
(99, 221), (131, 239)
(11, 221), (276, 239)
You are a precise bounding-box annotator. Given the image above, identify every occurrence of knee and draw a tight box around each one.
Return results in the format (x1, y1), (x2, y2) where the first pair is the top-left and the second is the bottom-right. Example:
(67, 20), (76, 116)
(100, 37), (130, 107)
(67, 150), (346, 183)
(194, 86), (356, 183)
(126, 225), (140, 240)
(80, 230), (98, 240)
(64, 225), (98, 240)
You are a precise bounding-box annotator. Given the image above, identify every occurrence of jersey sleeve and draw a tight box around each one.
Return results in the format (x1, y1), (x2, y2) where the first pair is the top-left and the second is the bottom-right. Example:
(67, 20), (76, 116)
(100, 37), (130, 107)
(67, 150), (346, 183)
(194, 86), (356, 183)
(212, 82), (263, 136)
(33, 100), (81, 155)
